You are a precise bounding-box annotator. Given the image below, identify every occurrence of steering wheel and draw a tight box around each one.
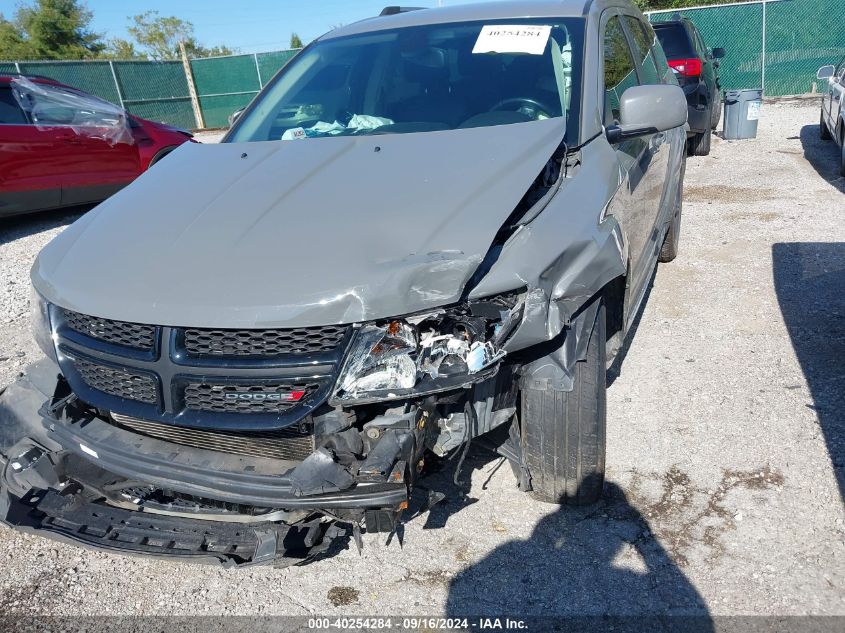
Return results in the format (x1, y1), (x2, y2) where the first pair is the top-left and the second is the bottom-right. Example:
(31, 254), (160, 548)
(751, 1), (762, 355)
(490, 97), (555, 119)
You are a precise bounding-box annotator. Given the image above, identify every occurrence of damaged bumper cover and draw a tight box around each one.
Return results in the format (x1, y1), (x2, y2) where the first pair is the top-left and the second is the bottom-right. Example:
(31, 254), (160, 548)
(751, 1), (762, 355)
(0, 361), (415, 567)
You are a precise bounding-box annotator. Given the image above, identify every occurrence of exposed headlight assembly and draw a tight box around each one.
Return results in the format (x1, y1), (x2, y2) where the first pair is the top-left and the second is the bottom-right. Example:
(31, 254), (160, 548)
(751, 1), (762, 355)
(332, 292), (524, 404)
(336, 322), (419, 396)
(30, 286), (58, 363)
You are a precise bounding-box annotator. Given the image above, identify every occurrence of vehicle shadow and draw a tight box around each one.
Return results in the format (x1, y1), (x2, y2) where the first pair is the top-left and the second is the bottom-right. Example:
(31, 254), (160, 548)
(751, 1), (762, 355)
(798, 124), (845, 193)
(444, 480), (712, 627)
(0, 206), (88, 247)
(773, 242), (845, 500)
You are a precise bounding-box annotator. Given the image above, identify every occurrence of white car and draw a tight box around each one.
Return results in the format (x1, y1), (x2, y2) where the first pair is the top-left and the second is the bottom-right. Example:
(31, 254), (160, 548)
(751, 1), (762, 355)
(817, 57), (845, 176)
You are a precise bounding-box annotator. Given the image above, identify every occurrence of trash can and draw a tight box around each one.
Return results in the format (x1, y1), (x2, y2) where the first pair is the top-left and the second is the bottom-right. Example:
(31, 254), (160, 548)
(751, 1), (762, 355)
(723, 89), (763, 140)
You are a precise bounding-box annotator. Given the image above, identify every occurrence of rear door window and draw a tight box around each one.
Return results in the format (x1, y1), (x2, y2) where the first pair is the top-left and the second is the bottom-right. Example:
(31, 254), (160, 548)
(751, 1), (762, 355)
(0, 87), (28, 124)
(603, 16), (639, 126)
(692, 29), (707, 56)
(653, 24), (693, 60)
(648, 29), (677, 85)
(623, 16), (661, 85)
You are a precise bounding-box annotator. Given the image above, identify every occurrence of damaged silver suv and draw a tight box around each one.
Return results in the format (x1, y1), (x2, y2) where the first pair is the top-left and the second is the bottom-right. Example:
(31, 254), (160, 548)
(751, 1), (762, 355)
(0, 0), (687, 566)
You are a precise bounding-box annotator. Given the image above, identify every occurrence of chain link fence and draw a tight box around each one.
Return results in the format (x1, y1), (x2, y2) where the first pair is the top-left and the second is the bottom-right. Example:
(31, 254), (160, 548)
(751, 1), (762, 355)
(191, 50), (298, 128)
(0, 48), (299, 130)
(649, 0), (845, 97)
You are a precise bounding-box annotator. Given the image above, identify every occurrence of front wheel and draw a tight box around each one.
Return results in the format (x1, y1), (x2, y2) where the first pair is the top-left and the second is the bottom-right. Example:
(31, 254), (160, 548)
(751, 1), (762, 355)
(820, 110), (831, 140)
(520, 301), (606, 506)
(659, 156), (685, 263)
(840, 134), (845, 178)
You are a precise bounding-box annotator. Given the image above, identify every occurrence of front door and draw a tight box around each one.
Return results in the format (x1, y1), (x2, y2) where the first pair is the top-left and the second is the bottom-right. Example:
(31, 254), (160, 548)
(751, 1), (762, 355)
(0, 85), (67, 215)
(16, 81), (140, 206)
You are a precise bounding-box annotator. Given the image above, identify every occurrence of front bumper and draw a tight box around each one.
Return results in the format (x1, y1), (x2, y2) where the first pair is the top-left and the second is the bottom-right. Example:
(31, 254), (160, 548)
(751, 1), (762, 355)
(0, 360), (412, 567)
(0, 488), (344, 567)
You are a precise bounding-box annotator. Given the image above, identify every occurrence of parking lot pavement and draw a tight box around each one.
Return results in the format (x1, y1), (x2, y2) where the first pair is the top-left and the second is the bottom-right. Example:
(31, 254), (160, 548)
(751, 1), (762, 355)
(0, 101), (842, 618)
(194, 130), (226, 144)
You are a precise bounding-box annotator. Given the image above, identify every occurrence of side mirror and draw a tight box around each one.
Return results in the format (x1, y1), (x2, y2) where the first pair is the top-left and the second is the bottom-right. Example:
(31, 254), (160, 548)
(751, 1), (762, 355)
(712, 47), (726, 59)
(817, 65), (835, 80)
(605, 84), (687, 144)
(228, 108), (245, 127)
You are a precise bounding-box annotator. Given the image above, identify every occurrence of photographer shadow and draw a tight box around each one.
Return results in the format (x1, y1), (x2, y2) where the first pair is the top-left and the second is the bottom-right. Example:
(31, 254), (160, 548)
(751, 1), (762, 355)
(444, 480), (712, 630)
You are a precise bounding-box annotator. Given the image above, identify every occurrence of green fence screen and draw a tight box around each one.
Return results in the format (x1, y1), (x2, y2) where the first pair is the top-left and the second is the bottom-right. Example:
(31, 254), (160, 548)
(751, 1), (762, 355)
(114, 60), (194, 129)
(14, 60), (122, 104)
(1, 47), (299, 130)
(191, 54), (262, 128)
(256, 49), (299, 85)
(649, 0), (845, 97)
(189, 49), (299, 127)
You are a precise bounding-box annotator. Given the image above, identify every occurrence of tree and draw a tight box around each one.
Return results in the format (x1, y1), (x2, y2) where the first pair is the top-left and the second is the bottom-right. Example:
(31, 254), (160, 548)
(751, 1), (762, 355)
(126, 11), (191, 61)
(102, 37), (145, 60)
(0, 15), (32, 59)
(0, 0), (104, 60)
(182, 38), (235, 58)
(289, 32), (303, 49)
(121, 11), (236, 60)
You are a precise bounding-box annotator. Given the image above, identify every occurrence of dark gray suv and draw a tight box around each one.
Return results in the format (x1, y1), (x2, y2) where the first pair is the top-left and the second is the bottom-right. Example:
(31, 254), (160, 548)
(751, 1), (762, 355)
(0, 0), (687, 566)
(653, 15), (725, 156)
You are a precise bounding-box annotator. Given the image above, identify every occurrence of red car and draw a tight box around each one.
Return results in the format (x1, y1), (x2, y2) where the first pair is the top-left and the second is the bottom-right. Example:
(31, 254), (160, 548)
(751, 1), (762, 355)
(0, 74), (195, 217)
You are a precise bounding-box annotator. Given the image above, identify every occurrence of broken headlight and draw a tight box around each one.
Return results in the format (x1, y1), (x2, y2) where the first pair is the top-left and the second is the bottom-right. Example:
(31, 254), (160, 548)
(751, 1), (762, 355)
(332, 296), (522, 403)
(336, 321), (419, 395)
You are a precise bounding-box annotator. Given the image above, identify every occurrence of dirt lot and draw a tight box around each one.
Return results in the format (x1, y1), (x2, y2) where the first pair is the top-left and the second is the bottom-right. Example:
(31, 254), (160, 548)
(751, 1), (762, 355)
(0, 102), (843, 618)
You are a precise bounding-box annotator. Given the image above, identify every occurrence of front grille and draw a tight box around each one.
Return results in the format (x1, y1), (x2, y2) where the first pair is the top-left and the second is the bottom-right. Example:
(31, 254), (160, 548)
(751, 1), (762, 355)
(54, 301), (343, 430)
(62, 309), (155, 351)
(183, 325), (349, 357)
(110, 413), (314, 461)
(74, 357), (158, 405)
(183, 382), (320, 414)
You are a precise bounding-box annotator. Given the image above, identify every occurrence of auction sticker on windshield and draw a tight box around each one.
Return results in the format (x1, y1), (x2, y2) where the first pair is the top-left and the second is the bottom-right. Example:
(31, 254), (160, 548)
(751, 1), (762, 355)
(472, 25), (551, 55)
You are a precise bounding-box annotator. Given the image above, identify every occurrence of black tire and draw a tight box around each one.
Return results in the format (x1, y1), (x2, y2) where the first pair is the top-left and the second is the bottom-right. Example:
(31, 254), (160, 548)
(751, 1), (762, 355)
(688, 127), (712, 156)
(820, 110), (831, 140)
(659, 156), (685, 263)
(840, 133), (845, 178)
(520, 301), (606, 506)
(710, 92), (722, 130)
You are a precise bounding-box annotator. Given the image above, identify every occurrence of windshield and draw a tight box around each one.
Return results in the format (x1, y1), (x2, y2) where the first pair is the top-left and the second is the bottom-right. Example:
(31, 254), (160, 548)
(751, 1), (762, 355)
(227, 18), (584, 143)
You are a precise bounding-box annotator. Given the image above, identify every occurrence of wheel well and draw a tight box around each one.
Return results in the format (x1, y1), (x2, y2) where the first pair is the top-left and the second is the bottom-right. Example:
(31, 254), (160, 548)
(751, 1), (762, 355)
(149, 146), (178, 168)
(602, 274), (626, 360)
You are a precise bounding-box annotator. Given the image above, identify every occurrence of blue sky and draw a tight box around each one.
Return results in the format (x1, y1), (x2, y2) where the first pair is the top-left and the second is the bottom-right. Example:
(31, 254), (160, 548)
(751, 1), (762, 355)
(75, 0), (480, 54)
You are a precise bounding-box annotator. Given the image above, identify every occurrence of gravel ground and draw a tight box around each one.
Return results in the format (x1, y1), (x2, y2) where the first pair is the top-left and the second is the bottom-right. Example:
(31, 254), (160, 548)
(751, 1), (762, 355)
(0, 102), (843, 619)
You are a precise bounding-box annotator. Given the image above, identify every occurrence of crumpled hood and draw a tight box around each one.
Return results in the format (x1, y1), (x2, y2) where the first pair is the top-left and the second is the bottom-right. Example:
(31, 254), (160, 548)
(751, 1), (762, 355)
(32, 118), (565, 327)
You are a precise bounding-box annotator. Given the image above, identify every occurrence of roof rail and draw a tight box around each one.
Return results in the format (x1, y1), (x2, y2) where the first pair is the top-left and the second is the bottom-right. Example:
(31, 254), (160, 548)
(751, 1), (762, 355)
(379, 6), (425, 16)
